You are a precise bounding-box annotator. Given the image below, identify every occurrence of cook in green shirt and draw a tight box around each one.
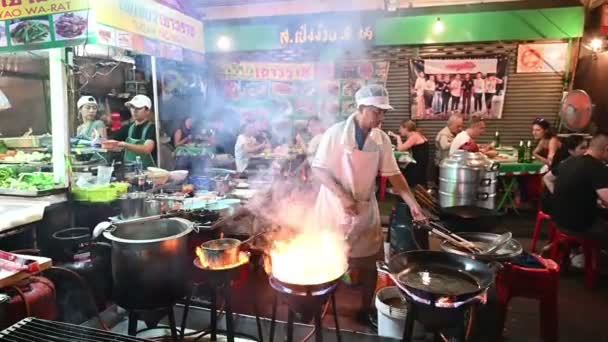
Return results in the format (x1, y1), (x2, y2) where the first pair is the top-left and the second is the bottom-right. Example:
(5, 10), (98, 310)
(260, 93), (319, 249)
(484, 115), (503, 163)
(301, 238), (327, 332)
(112, 95), (157, 168)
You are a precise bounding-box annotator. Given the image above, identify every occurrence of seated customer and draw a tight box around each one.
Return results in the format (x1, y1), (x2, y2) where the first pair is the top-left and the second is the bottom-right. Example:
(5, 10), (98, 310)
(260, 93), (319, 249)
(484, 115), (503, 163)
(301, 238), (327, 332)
(543, 135), (588, 194)
(388, 120), (429, 188)
(435, 114), (464, 165)
(449, 115), (497, 158)
(552, 133), (608, 244)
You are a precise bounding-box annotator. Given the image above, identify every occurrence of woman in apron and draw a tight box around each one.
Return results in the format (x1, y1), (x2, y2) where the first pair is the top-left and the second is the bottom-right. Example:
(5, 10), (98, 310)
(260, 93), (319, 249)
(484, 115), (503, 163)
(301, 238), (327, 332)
(113, 95), (157, 168)
(312, 85), (425, 324)
(76, 96), (107, 140)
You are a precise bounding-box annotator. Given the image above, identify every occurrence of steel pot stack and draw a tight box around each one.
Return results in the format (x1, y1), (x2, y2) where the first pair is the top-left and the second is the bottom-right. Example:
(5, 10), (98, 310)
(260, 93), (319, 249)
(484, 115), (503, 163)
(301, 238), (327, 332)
(439, 151), (499, 210)
(102, 218), (193, 310)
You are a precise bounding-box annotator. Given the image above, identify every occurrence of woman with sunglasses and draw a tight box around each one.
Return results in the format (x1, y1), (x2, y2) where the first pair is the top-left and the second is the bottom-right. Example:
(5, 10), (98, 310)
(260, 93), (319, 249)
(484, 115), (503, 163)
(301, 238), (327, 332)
(532, 117), (561, 165)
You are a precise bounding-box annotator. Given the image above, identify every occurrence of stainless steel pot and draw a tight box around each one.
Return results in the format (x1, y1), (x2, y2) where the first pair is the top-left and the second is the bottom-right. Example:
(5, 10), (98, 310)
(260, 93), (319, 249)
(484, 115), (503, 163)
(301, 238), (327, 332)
(439, 151), (499, 210)
(102, 217), (193, 310)
(119, 192), (148, 219)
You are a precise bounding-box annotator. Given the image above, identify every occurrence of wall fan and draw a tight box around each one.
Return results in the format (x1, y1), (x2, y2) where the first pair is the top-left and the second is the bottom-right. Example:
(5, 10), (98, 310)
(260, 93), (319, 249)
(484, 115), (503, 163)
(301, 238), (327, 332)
(559, 90), (593, 132)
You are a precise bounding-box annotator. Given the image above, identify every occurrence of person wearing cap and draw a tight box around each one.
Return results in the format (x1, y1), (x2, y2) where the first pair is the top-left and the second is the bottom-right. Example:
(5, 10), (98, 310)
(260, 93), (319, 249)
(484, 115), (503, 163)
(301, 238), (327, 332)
(112, 95), (157, 168)
(76, 96), (107, 140)
(312, 84), (425, 323)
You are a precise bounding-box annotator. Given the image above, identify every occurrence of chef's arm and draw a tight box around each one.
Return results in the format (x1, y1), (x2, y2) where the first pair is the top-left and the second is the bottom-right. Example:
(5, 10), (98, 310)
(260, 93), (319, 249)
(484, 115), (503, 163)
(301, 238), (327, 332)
(312, 167), (355, 212)
(388, 174), (425, 221)
(119, 140), (155, 154)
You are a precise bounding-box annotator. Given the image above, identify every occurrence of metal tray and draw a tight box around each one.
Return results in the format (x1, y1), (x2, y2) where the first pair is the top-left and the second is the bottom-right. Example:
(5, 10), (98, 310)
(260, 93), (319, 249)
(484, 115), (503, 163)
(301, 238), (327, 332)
(440, 232), (523, 262)
(0, 186), (66, 197)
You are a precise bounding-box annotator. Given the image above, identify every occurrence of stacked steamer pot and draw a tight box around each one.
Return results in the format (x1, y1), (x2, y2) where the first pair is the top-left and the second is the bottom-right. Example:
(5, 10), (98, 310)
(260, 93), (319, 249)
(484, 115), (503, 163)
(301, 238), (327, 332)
(439, 151), (499, 210)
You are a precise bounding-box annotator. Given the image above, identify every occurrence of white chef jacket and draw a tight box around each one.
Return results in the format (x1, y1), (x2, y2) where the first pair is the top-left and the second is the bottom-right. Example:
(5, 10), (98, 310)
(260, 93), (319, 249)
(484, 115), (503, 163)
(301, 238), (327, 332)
(312, 112), (401, 258)
(234, 134), (256, 172)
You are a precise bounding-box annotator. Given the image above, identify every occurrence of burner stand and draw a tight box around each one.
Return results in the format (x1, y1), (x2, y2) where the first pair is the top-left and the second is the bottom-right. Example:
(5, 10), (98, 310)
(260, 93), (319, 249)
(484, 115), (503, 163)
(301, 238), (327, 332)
(181, 258), (263, 342)
(126, 306), (179, 342)
(268, 277), (342, 342)
(401, 295), (480, 342)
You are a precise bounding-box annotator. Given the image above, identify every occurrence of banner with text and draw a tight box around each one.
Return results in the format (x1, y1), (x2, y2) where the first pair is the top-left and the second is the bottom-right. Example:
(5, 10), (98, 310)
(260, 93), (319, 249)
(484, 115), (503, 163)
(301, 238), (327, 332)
(410, 57), (509, 120)
(93, 0), (204, 54)
(0, 0), (93, 52)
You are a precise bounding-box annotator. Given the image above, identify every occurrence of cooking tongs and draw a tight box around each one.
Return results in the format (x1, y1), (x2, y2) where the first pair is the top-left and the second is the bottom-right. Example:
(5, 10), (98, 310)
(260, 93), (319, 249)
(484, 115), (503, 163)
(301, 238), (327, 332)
(414, 220), (482, 254)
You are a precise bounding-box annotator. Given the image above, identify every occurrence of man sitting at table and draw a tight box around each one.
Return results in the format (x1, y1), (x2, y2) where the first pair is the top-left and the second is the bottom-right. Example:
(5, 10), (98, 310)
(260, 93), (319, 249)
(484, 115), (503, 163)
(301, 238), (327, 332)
(449, 115), (497, 157)
(435, 114), (464, 165)
(552, 133), (608, 245)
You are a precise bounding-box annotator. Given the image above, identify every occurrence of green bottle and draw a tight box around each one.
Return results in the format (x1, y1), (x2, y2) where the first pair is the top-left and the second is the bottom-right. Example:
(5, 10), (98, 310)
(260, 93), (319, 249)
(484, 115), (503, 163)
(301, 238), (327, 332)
(526, 140), (533, 163)
(494, 131), (501, 148)
(517, 141), (525, 163)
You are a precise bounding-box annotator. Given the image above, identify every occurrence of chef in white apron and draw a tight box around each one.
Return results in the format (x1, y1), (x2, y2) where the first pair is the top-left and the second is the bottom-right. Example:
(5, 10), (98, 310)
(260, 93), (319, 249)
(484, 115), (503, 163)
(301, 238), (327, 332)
(312, 84), (425, 322)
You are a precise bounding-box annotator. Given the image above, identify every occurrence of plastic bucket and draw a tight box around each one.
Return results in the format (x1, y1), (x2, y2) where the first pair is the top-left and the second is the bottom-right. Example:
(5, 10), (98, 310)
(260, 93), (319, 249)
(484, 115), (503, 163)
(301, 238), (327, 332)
(375, 286), (408, 339)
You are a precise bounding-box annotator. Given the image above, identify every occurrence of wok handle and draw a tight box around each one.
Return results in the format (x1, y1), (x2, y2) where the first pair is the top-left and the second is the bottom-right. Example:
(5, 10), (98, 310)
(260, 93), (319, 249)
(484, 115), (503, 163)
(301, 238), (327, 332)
(376, 261), (394, 278)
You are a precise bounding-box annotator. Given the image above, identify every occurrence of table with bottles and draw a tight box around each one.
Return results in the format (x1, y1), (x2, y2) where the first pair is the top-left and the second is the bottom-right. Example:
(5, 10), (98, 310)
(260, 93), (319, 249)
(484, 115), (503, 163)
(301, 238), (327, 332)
(494, 141), (545, 212)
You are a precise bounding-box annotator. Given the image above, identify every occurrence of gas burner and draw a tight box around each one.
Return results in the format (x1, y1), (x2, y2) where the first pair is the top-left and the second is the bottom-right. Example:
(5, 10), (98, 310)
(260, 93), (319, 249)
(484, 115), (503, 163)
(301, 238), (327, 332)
(268, 276), (339, 297)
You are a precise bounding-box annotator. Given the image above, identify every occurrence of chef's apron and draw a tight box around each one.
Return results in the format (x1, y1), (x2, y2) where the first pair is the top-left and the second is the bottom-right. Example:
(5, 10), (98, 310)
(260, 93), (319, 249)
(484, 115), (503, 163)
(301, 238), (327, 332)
(315, 145), (382, 258)
(124, 122), (155, 168)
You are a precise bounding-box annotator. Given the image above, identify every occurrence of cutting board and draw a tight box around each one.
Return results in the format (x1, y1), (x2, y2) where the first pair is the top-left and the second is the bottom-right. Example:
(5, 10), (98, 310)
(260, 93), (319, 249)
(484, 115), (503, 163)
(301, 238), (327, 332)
(0, 254), (52, 288)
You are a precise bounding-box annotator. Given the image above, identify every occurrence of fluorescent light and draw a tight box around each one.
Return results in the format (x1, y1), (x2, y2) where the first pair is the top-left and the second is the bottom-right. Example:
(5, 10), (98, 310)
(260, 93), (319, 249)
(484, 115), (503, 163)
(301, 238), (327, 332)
(433, 17), (445, 34)
(217, 36), (233, 51)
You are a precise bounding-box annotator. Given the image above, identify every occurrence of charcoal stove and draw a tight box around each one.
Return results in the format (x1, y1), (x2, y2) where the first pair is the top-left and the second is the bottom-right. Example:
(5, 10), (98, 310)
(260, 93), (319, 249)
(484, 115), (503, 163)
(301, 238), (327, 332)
(268, 275), (342, 342)
(0, 317), (153, 341)
(181, 255), (263, 342)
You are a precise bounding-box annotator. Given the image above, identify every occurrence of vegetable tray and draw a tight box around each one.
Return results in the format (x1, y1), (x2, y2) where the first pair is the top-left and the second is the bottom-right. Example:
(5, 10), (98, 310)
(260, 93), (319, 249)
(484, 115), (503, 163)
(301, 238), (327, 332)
(0, 186), (66, 197)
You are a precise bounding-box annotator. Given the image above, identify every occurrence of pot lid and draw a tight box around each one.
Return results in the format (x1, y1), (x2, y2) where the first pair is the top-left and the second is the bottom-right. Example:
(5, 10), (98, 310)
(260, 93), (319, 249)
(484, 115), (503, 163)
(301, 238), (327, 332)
(440, 151), (496, 169)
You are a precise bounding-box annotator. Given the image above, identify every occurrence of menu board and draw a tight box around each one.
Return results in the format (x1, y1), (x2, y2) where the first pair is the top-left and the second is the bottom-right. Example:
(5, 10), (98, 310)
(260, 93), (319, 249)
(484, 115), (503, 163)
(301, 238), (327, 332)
(215, 60), (389, 124)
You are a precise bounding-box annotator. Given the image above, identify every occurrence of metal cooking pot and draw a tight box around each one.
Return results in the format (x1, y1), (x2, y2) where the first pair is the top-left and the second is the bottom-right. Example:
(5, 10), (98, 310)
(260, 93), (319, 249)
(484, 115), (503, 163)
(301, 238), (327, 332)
(119, 192), (148, 219)
(102, 217), (193, 310)
(439, 206), (502, 233)
(197, 238), (241, 269)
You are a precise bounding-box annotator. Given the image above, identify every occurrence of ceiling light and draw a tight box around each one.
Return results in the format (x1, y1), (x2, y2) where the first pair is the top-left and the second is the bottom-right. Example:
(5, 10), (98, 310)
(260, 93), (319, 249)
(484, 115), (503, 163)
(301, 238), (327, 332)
(433, 17), (445, 34)
(590, 38), (603, 52)
(217, 36), (233, 52)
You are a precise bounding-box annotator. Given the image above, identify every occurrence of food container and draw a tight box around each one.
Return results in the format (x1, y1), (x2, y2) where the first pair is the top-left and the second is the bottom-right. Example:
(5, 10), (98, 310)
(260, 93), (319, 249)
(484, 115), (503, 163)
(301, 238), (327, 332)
(196, 238), (241, 269)
(1, 135), (50, 148)
(439, 151), (499, 210)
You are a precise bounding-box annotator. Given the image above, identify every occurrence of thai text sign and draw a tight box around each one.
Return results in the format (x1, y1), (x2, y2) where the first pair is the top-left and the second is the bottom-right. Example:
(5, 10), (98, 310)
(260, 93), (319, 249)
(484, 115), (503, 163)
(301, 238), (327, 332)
(220, 62), (316, 81)
(279, 21), (373, 46)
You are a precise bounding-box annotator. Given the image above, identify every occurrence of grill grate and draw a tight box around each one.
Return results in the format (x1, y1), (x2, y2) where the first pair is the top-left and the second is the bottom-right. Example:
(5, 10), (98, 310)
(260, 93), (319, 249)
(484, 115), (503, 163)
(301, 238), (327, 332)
(0, 318), (153, 342)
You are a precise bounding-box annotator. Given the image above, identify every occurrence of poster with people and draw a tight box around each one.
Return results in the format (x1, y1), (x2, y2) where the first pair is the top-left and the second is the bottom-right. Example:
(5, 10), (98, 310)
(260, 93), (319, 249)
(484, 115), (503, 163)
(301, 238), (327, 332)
(409, 57), (509, 120)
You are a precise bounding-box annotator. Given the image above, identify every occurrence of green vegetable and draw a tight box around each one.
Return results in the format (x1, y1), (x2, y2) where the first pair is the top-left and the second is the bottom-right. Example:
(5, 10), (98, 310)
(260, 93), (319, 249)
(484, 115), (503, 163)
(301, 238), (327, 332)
(0, 172), (55, 191)
(0, 141), (7, 154)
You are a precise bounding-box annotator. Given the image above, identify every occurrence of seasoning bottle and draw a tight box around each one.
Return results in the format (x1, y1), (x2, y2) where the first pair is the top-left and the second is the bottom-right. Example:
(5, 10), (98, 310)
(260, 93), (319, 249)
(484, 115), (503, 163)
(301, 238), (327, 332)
(494, 131), (501, 148)
(517, 141), (525, 163)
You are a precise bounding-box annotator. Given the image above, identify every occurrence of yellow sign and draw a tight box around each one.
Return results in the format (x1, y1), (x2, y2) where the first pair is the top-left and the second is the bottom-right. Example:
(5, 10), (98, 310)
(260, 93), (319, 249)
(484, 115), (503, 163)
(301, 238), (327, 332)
(0, 0), (90, 20)
(220, 62), (316, 81)
(92, 0), (204, 53)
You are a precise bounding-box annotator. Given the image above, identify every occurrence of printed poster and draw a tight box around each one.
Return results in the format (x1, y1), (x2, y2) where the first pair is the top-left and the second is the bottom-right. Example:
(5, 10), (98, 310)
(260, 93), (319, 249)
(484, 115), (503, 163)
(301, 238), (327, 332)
(517, 43), (569, 73)
(409, 57), (509, 120)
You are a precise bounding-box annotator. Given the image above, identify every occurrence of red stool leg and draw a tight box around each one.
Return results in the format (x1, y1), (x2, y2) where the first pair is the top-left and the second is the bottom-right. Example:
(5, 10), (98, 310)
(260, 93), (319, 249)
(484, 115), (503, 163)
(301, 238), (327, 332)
(582, 242), (600, 290)
(531, 211), (544, 253)
(549, 234), (561, 263)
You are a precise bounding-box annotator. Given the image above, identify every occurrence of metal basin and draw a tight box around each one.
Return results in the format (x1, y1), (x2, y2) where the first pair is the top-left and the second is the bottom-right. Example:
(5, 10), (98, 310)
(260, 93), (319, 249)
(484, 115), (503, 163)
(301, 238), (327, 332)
(440, 232), (523, 262)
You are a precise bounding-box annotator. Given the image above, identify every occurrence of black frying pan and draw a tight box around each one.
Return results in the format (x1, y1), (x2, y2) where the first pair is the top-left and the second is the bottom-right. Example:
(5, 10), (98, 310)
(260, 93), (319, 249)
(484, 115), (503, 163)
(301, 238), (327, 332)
(378, 250), (494, 306)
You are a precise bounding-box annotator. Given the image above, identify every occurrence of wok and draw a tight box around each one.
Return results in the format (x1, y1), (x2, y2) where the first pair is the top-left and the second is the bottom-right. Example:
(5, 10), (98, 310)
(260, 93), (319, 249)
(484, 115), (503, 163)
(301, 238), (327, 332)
(378, 250), (494, 307)
(439, 206), (503, 233)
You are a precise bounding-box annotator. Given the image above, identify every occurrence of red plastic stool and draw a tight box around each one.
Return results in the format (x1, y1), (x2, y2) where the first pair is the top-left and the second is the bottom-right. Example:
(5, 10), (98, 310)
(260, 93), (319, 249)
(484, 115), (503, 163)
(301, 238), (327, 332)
(549, 228), (601, 289)
(496, 254), (559, 342)
(531, 210), (556, 253)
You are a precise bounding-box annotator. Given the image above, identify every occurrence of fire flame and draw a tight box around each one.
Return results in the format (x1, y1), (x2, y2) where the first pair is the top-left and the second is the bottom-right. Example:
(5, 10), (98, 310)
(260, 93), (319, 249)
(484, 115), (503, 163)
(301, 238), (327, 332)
(268, 230), (348, 285)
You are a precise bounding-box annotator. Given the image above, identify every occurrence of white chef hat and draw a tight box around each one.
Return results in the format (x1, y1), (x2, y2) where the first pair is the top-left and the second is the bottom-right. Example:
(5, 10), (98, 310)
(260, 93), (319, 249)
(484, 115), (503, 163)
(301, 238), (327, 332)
(355, 84), (393, 110)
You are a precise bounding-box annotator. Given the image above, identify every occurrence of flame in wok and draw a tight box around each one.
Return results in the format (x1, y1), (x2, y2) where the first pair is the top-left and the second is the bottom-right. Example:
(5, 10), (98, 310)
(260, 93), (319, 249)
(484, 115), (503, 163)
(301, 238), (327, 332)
(268, 230), (348, 285)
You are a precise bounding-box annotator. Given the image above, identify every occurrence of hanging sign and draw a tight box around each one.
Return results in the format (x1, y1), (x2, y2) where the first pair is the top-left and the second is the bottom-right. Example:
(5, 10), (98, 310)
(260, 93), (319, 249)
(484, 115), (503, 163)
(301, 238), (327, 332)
(93, 0), (204, 53)
(517, 43), (568, 73)
(0, 0), (90, 20)
(220, 62), (317, 81)
(279, 21), (374, 46)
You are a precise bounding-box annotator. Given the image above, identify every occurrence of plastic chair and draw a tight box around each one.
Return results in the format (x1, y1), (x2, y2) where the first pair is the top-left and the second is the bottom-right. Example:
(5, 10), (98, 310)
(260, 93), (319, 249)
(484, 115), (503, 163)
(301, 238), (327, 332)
(549, 228), (601, 290)
(496, 254), (559, 342)
(531, 210), (556, 253)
